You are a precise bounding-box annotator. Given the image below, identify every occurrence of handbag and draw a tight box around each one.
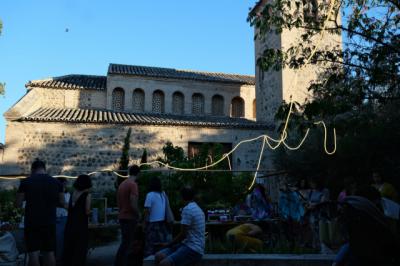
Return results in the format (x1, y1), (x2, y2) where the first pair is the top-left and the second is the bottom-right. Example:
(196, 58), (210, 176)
(0, 231), (18, 263)
(163, 192), (175, 224)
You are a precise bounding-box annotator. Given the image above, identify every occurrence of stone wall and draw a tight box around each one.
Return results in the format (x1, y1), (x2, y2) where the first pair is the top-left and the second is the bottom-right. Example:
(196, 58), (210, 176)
(254, 2), (342, 124)
(36, 88), (107, 110)
(2, 121), (273, 191)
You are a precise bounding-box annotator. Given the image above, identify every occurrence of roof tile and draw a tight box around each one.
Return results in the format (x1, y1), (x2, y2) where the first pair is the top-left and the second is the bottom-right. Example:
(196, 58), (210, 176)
(19, 107), (271, 129)
(108, 63), (255, 85)
(26, 75), (107, 90)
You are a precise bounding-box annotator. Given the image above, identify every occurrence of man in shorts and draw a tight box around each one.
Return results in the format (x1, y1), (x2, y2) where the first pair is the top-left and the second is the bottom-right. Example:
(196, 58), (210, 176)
(115, 165), (141, 266)
(155, 186), (205, 266)
(16, 159), (66, 266)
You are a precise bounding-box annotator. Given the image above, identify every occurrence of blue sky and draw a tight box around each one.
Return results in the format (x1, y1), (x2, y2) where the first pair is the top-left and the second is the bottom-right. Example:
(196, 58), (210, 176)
(0, 0), (257, 142)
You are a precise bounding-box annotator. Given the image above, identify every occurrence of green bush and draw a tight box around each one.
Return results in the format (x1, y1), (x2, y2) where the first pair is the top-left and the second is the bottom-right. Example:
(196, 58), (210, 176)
(137, 142), (254, 218)
(0, 189), (22, 225)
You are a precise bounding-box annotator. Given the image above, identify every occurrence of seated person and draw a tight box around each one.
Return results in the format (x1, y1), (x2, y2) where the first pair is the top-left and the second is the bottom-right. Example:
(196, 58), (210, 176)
(226, 223), (263, 252)
(278, 182), (306, 222)
(372, 171), (398, 202)
(245, 184), (272, 220)
(155, 187), (205, 266)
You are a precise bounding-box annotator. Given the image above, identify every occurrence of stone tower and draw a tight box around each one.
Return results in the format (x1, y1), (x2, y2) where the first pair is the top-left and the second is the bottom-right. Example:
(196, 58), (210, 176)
(252, 0), (342, 124)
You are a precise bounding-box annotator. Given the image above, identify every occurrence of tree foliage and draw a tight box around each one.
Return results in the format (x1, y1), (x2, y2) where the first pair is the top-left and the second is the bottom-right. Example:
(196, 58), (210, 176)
(249, 1), (400, 190)
(116, 128), (132, 187)
(136, 142), (252, 216)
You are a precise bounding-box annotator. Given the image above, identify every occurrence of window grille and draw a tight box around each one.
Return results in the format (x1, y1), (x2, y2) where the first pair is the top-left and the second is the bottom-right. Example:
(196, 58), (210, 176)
(152, 90), (165, 113)
(192, 93), (205, 115)
(112, 87), (125, 111)
(133, 88), (145, 112)
(172, 91), (184, 114)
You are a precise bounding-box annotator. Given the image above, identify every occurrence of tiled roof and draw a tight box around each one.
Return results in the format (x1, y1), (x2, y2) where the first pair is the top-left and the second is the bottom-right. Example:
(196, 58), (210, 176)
(19, 108), (271, 129)
(26, 75), (107, 90)
(108, 64), (255, 85)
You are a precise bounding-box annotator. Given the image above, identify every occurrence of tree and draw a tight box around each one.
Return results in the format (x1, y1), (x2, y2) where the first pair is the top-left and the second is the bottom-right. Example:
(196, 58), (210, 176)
(248, 1), (400, 189)
(116, 128), (132, 187)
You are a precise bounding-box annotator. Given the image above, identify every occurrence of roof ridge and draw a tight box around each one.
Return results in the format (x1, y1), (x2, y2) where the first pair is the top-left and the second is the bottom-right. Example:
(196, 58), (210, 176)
(27, 74), (106, 84)
(26, 75), (107, 90)
(109, 63), (255, 78)
(181, 69), (254, 78)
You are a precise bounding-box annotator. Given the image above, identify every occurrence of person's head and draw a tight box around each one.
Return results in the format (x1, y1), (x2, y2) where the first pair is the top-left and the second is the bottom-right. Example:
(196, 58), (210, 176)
(309, 177), (324, 190)
(73, 174), (92, 191)
(372, 171), (383, 184)
(57, 177), (68, 192)
(31, 159), (46, 174)
(297, 178), (308, 189)
(253, 184), (268, 202)
(148, 176), (162, 193)
(128, 165), (140, 177)
(180, 186), (196, 203)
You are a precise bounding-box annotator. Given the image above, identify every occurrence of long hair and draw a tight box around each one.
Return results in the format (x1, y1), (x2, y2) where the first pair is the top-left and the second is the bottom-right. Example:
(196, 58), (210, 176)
(73, 174), (92, 191)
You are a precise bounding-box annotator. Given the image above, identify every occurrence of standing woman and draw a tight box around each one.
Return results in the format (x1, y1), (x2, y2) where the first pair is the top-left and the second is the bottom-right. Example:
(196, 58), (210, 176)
(63, 174), (92, 266)
(143, 176), (173, 257)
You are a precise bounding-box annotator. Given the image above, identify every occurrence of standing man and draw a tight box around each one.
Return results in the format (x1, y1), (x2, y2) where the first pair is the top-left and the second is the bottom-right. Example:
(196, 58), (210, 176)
(16, 159), (66, 266)
(155, 186), (205, 266)
(115, 165), (140, 266)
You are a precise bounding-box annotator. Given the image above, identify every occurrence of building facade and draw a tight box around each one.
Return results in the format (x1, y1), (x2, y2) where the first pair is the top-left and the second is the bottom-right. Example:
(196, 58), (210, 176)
(1, 1), (341, 193)
(1, 64), (274, 190)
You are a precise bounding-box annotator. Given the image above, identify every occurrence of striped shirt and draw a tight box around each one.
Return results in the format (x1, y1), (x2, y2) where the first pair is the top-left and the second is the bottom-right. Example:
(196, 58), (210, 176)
(181, 202), (205, 255)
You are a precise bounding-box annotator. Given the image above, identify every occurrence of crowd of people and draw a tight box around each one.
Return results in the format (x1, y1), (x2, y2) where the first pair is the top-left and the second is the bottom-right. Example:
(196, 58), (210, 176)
(5, 157), (400, 266)
(13, 160), (206, 266)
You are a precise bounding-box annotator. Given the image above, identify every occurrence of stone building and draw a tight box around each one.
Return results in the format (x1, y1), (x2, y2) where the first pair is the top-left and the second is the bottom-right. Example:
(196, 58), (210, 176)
(1, 1), (341, 193)
(1, 64), (273, 188)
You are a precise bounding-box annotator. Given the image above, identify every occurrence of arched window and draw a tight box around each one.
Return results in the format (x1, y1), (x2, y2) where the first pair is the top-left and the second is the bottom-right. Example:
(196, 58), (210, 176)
(211, 94), (224, 116)
(152, 90), (165, 113)
(133, 88), (145, 112)
(112, 87), (125, 111)
(172, 91), (184, 115)
(231, 96), (245, 118)
(252, 99), (256, 118)
(192, 93), (205, 115)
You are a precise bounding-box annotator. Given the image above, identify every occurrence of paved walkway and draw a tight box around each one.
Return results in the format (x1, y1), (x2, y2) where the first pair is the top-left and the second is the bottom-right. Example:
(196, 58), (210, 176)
(86, 242), (335, 266)
(87, 241), (119, 266)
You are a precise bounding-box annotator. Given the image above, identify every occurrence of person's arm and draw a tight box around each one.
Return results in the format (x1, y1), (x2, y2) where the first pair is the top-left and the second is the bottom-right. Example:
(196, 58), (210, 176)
(143, 193), (152, 225)
(130, 194), (139, 218)
(143, 208), (150, 227)
(59, 193), (67, 209)
(166, 224), (188, 247)
(246, 224), (262, 237)
(86, 193), (92, 215)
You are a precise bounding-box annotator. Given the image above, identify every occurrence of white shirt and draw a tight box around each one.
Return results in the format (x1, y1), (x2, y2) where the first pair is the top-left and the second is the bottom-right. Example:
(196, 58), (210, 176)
(56, 193), (70, 218)
(144, 191), (166, 222)
(181, 202), (205, 255)
(382, 197), (400, 220)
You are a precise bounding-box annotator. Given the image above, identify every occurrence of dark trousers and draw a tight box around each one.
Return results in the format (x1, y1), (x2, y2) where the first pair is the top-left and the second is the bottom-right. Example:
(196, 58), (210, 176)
(63, 231), (88, 266)
(115, 219), (138, 266)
